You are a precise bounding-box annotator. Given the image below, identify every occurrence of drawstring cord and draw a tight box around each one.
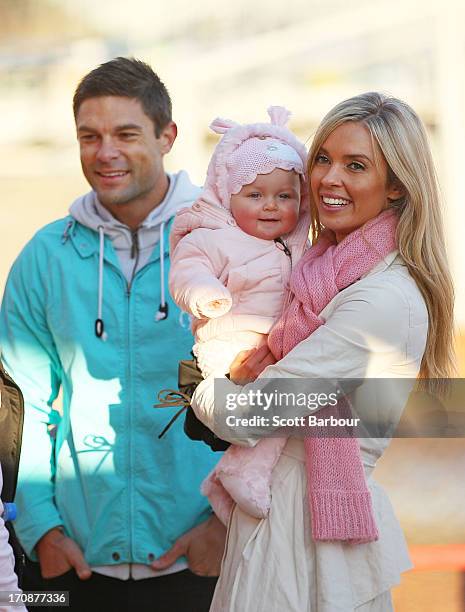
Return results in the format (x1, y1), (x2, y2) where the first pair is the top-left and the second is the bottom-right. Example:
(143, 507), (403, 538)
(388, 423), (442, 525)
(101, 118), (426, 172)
(155, 221), (169, 321)
(94, 220), (169, 338)
(95, 226), (108, 341)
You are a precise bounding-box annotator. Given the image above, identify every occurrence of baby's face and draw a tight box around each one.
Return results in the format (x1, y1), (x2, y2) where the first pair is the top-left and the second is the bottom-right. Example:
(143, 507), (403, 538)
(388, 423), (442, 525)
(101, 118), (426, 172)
(230, 169), (300, 240)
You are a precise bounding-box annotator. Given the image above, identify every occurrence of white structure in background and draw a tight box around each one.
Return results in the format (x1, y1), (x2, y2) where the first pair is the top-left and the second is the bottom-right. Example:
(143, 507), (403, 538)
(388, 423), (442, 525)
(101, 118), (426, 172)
(2, 0), (464, 324)
(434, 4), (465, 329)
(133, 0), (465, 325)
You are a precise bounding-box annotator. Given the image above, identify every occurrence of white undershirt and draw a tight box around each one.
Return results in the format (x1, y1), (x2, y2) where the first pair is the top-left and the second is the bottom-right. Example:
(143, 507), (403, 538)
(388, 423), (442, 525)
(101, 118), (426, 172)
(92, 560), (188, 581)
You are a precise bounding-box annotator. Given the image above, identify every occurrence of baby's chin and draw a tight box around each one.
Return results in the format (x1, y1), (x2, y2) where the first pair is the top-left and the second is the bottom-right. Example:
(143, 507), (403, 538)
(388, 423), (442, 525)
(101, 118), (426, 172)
(235, 218), (296, 240)
(253, 220), (291, 240)
(250, 227), (282, 240)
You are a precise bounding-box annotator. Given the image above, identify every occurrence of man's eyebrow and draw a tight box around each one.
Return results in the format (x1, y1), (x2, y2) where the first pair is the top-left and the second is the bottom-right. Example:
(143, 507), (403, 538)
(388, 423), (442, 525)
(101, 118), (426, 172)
(116, 123), (143, 131)
(77, 125), (96, 133)
(77, 123), (143, 132)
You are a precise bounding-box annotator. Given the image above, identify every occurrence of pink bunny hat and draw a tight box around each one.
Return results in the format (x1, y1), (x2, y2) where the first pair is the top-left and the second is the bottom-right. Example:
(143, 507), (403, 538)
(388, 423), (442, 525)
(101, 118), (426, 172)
(204, 106), (307, 209)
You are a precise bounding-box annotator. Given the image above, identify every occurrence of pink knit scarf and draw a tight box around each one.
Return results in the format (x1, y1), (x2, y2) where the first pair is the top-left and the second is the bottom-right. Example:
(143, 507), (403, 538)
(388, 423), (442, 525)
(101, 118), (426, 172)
(268, 209), (398, 543)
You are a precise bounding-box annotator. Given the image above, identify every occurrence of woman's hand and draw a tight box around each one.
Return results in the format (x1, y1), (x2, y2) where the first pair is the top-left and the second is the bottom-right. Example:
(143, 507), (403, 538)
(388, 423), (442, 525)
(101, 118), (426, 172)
(229, 346), (277, 384)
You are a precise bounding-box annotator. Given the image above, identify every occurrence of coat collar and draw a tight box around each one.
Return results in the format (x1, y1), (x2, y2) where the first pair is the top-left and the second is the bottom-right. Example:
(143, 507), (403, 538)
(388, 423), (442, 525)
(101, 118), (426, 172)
(362, 250), (400, 279)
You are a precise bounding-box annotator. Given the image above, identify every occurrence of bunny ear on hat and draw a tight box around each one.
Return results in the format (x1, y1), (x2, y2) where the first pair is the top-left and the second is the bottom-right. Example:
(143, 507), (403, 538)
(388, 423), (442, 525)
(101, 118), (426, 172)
(267, 106), (291, 127)
(209, 117), (239, 135)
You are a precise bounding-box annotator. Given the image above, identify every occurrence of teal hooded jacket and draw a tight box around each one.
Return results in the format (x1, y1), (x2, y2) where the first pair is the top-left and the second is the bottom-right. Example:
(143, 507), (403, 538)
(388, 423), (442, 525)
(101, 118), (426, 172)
(0, 213), (219, 564)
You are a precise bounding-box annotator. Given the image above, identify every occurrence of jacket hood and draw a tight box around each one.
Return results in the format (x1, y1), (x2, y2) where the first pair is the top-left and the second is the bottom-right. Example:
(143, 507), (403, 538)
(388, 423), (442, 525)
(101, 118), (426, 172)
(69, 170), (201, 250)
(67, 170), (201, 338)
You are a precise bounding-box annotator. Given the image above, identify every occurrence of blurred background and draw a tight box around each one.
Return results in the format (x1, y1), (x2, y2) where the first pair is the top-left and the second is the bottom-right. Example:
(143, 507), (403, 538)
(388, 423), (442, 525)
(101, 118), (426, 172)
(1, 0), (464, 609)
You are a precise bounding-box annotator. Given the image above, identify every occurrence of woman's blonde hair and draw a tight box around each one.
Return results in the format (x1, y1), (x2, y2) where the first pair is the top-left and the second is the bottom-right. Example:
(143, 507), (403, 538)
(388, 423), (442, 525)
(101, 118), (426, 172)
(307, 92), (455, 392)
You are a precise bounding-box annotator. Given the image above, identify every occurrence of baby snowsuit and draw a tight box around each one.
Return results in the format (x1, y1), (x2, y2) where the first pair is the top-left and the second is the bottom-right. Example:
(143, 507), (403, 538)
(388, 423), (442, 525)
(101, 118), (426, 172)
(169, 107), (309, 522)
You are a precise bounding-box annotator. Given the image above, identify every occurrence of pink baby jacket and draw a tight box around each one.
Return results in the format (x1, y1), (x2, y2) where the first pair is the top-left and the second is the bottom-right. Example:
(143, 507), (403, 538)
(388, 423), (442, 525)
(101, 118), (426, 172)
(169, 107), (309, 374)
(169, 197), (309, 375)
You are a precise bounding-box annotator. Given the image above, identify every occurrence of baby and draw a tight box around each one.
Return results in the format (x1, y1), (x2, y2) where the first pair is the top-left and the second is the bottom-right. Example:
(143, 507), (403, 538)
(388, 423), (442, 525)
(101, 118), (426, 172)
(169, 107), (309, 523)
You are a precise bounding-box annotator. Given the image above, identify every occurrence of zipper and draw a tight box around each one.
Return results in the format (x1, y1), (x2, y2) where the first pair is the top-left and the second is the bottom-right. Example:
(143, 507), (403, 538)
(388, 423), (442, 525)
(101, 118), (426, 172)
(127, 229), (140, 295)
(104, 231), (159, 561)
(274, 237), (294, 315)
(116, 228), (140, 561)
(125, 273), (134, 561)
(124, 227), (146, 562)
(274, 236), (291, 258)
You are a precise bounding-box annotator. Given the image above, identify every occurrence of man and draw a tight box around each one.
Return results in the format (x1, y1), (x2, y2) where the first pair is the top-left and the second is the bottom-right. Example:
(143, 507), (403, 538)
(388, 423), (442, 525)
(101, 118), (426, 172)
(0, 57), (225, 611)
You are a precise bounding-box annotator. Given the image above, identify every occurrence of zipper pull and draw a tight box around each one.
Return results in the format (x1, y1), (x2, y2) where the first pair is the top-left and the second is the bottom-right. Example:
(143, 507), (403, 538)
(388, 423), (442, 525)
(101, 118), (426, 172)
(131, 231), (139, 259)
(274, 237), (291, 257)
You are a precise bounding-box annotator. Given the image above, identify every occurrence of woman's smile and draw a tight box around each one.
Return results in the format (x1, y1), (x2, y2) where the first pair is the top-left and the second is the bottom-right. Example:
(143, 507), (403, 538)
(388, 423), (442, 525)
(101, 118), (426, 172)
(319, 193), (353, 211)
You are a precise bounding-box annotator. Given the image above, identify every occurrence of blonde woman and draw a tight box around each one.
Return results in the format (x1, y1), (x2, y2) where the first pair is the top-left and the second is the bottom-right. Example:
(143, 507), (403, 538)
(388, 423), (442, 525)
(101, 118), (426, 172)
(191, 92), (455, 611)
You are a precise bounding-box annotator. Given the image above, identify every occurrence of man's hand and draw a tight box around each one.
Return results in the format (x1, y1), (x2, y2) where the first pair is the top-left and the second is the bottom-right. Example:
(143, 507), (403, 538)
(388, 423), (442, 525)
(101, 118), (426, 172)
(36, 527), (92, 580)
(151, 514), (226, 577)
(229, 345), (277, 384)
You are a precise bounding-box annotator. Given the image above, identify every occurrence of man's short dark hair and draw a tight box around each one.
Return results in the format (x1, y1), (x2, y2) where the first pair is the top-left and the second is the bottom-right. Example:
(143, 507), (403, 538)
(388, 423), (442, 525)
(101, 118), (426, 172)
(73, 57), (172, 136)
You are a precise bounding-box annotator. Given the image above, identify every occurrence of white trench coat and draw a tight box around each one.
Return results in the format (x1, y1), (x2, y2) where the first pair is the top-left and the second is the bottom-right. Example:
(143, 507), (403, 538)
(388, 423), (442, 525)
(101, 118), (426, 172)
(192, 252), (429, 611)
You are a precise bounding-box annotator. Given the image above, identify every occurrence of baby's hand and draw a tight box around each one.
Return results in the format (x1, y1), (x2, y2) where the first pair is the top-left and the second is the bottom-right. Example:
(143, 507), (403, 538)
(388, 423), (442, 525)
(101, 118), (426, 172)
(208, 299), (230, 310)
(198, 298), (232, 318)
